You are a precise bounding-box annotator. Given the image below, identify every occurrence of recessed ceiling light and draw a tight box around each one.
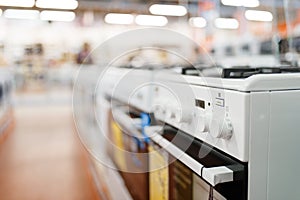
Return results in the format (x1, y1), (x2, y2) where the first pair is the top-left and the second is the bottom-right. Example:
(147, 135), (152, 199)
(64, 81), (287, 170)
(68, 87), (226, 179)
(135, 15), (168, 27)
(4, 9), (39, 20)
(0, 0), (35, 8)
(36, 0), (78, 10)
(214, 18), (239, 29)
(221, 0), (260, 7)
(245, 10), (273, 22)
(149, 4), (187, 16)
(189, 17), (207, 28)
(40, 11), (76, 22)
(104, 13), (134, 25)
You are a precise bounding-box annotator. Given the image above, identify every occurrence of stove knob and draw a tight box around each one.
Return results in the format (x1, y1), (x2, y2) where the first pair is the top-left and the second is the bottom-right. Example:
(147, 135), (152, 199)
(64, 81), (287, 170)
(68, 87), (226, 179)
(166, 106), (175, 118)
(196, 113), (209, 132)
(154, 104), (166, 116)
(174, 108), (192, 123)
(203, 113), (212, 132)
(209, 118), (233, 140)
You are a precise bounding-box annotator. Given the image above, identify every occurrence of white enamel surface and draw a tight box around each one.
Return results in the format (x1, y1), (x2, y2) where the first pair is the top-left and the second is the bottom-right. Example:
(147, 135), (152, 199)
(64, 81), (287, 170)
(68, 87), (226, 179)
(267, 90), (300, 199)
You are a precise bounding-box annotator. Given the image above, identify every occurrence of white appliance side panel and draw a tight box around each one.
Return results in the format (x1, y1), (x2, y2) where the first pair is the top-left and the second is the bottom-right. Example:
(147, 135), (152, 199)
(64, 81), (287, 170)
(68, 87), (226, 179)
(267, 90), (300, 200)
(248, 92), (270, 200)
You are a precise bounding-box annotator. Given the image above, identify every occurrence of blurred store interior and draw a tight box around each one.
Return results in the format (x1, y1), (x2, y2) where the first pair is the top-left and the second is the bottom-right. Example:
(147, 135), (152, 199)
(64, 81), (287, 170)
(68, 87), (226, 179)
(0, 0), (300, 200)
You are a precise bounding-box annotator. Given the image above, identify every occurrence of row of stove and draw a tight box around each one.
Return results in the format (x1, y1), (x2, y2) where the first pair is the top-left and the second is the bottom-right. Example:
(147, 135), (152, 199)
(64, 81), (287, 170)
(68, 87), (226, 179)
(99, 65), (300, 200)
(0, 69), (14, 143)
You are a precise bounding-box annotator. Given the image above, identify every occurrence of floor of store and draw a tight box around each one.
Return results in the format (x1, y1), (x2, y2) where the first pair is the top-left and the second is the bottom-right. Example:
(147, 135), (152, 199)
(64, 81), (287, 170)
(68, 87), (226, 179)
(0, 90), (99, 200)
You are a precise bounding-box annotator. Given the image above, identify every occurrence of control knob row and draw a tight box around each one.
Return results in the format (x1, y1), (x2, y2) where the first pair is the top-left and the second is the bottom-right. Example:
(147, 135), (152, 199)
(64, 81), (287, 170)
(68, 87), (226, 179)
(197, 113), (233, 140)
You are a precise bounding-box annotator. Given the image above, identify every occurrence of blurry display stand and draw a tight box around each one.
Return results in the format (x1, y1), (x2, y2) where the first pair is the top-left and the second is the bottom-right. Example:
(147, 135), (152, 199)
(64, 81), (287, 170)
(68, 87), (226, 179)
(13, 44), (78, 91)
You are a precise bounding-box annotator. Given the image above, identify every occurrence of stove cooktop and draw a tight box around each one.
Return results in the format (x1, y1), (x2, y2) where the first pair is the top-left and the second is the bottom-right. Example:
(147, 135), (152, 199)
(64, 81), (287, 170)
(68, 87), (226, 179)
(180, 65), (300, 79)
(222, 67), (300, 78)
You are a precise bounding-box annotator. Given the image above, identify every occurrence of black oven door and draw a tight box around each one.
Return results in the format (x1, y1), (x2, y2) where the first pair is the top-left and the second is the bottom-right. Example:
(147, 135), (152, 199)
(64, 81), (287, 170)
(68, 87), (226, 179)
(146, 125), (248, 200)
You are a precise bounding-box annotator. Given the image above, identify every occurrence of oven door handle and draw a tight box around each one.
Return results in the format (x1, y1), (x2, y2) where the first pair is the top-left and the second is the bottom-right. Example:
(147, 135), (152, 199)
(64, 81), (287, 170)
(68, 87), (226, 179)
(145, 126), (235, 187)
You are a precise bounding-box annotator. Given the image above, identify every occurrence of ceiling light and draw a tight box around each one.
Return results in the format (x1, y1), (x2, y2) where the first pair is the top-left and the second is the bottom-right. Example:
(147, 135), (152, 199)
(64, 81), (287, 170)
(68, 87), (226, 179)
(0, 0), (34, 8)
(245, 10), (273, 22)
(221, 0), (243, 6)
(104, 13), (134, 25)
(189, 17), (207, 28)
(40, 11), (76, 22)
(135, 15), (168, 27)
(149, 4), (187, 16)
(36, 0), (78, 10)
(214, 18), (239, 29)
(4, 9), (39, 20)
(221, 0), (260, 8)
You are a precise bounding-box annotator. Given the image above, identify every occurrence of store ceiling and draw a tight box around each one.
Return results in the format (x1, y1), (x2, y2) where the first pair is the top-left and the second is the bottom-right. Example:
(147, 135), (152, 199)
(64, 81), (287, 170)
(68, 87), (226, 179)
(77, 0), (300, 8)
(0, 0), (297, 23)
(76, 0), (300, 19)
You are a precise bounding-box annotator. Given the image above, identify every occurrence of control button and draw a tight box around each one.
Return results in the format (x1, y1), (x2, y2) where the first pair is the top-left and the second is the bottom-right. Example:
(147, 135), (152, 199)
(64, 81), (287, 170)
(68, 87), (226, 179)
(215, 98), (224, 107)
(209, 118), (233, 140)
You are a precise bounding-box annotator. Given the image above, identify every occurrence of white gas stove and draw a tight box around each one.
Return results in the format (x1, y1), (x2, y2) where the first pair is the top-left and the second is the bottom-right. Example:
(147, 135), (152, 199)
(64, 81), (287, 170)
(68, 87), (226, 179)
(101, 66), (300, 200)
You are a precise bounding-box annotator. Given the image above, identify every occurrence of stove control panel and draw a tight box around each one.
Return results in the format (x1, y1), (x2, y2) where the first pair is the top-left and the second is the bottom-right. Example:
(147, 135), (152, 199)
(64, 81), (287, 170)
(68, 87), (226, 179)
(150, 80), (249, 162)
